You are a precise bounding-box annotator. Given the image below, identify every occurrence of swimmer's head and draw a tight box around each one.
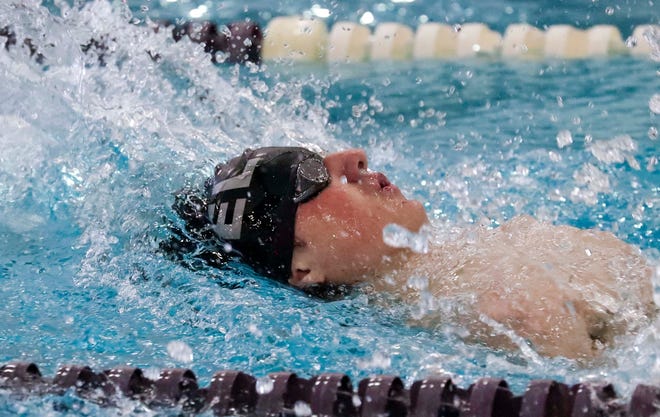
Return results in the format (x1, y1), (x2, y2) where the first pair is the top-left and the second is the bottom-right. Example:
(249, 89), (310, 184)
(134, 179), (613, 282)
(205, 147), (429, 286)
(205, 147), (329, 280)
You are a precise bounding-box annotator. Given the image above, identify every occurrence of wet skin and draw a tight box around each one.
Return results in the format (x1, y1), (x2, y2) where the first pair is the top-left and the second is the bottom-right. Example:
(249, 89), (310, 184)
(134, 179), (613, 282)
(290, 149), (656, 360)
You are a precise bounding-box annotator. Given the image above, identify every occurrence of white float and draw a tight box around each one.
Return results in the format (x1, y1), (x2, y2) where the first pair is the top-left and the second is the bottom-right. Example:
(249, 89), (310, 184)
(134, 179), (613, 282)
(370, 23), (414, 60)
(628, 24), (659, 56)
(455, 23), (502, 57)
(327, 21), (371, 62)
(586, 25), (626, 56)
(261, 16), (328, 61)
(544, 25), (588, 58)
(502, 24), (545, 57)
(413, 23), (457, 59)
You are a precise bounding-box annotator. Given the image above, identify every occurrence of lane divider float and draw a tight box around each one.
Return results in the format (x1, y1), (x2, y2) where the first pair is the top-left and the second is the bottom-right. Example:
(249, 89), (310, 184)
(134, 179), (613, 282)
(2, 20), (656, 65)
(2, 361), (659, 416)
(261, 19), (658, 62)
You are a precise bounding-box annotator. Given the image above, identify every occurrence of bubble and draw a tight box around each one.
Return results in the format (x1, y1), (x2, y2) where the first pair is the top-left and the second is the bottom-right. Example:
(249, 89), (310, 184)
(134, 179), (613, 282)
(556, 130), (573, 148)
(166, 341), (193, 363)
(649, 94), (660, 114)
(649, 127), (658, 140)
(605, 6), (614, 15)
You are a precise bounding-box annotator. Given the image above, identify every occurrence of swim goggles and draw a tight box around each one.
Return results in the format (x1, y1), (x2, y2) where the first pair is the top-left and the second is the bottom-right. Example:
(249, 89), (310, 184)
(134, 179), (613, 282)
(293, 155), (330, 204)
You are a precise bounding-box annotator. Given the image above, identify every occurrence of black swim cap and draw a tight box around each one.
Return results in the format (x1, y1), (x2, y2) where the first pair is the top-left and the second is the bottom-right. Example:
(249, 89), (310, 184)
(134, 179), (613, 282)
(205, 147), (330, 281)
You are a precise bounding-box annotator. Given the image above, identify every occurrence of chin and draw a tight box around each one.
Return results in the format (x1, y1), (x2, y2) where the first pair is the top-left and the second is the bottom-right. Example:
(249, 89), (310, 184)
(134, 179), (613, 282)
(404, 200), (429, 226)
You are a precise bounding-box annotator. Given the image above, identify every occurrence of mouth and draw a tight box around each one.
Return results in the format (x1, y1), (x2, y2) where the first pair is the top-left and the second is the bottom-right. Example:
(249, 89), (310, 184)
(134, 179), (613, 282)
(376, 172), (399, 193)
(376, 173), (390, 188)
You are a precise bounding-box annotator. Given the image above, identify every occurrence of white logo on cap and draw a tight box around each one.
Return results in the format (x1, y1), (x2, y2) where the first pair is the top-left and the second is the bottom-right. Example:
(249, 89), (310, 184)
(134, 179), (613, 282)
(208, 157), (261, 240)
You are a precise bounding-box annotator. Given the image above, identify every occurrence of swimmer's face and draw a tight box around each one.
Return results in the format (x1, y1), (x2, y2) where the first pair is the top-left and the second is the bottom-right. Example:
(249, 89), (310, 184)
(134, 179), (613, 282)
(290, 149), (429, 287)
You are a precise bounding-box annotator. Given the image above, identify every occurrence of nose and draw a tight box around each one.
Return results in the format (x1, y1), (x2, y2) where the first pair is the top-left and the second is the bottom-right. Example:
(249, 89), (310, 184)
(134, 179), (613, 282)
(323, 149), (368, 183)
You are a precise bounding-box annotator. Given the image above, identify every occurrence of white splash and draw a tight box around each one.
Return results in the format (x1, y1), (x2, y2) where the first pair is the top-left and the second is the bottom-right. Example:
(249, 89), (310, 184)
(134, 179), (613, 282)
(166, 340), (194, 363)
(256, 376), (274, 394)
(294, 401), (312, 417)
(570, 163), (611, 205)
(556, 129), (573, 148)
(650, 94), (660, 114)
(587, 135), (638, 165)
(382, 223), (430, 254)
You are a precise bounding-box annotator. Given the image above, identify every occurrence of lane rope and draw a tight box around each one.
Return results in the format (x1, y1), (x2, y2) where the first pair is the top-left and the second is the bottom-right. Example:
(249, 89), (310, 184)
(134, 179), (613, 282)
(2, 361), (659, 415)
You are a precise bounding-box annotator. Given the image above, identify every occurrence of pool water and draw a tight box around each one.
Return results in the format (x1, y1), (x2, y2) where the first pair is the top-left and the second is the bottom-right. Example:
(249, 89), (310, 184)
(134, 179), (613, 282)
(1, 0), (659, 414)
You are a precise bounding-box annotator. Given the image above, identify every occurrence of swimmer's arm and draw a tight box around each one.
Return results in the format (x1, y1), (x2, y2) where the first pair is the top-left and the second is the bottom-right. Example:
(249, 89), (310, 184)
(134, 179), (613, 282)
(477, 288), (599, 360)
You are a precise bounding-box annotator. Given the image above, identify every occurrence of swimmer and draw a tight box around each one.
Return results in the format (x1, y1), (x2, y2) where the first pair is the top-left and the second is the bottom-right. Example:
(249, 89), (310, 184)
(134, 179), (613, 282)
(175, 146), (656, 360)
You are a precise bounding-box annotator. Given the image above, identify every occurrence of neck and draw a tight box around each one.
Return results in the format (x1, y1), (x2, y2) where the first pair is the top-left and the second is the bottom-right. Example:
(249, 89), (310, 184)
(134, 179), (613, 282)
(368, 240), (470, 297)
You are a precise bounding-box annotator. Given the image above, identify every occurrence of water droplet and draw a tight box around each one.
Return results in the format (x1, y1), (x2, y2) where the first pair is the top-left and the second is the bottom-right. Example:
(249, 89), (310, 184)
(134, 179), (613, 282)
(407, 275), (429, 291)
(605, 6), (614, 15)
(548, 151), (562, 162)
(167, 341), (193, 363)
(648, 126), (658, 140)
(556, 130), (573, 148)
(294, 401), (312, 416)
(248, 323), (262, 337)
(382, 224), (430, 254)
(256, 377), (274, 394)
(223, 243), (232, 253)
(649, 94), (660, 114)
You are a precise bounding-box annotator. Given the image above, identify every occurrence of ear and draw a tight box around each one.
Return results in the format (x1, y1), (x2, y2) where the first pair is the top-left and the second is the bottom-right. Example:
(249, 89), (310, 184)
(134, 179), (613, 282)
(289, 244), (326, 287)
(290, 267), (326, 286)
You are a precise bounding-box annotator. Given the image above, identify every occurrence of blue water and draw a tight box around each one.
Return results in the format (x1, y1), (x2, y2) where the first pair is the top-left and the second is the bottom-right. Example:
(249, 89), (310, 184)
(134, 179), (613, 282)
(1, 0), (659, 414)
